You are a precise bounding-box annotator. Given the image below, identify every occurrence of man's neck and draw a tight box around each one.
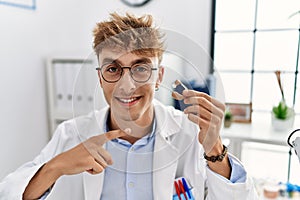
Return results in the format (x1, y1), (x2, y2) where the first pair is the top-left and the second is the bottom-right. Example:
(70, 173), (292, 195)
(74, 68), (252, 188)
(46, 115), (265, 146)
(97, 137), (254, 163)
(108, 110), (155, 144)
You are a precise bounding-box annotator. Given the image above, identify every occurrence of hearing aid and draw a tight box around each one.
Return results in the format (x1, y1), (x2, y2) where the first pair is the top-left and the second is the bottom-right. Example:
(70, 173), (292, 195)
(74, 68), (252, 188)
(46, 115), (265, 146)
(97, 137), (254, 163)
(172, 80), (188, 95)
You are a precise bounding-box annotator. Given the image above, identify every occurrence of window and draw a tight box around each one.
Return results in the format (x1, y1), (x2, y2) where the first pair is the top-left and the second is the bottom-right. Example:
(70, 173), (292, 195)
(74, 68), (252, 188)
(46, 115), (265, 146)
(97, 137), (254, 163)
(213, 0), (300, 113)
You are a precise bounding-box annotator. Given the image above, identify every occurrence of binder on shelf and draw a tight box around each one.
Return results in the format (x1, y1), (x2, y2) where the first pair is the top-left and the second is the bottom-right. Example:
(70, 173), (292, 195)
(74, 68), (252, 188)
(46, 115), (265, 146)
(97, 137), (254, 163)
(73, 63), (86, 115)
(85, 63), (98, 111)
(64, 63), (74, 111)
(53, 62), (68, 109)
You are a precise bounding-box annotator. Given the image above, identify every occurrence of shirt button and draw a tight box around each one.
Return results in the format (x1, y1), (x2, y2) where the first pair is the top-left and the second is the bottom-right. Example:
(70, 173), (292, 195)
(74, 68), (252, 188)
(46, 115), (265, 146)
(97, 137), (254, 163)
(128, 182), (135, 188)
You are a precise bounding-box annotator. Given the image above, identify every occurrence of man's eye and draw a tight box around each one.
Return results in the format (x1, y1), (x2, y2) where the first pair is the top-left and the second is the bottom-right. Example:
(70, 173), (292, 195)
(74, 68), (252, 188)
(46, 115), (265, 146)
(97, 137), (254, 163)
(106, 66), (119, 73)
(133, 65), (149, 73)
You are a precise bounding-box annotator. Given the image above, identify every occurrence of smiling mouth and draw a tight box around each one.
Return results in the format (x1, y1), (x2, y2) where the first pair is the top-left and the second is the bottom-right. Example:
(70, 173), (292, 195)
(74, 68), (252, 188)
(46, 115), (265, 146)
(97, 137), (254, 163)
(115, 96), (142, 106)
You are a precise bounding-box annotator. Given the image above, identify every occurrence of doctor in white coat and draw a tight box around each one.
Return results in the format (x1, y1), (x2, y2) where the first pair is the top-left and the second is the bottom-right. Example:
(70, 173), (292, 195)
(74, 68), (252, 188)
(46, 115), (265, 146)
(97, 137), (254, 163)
(0, 12), (258, 200)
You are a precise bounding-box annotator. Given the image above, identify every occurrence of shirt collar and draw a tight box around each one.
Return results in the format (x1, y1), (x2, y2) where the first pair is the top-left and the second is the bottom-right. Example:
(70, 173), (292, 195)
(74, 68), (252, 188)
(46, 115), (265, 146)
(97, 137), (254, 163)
(104, 111), (156, 147)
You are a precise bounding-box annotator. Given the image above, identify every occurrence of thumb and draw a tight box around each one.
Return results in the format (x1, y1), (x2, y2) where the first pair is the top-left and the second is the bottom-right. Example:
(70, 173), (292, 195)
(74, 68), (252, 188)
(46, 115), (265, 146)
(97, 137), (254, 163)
(172, 91), (184, 100)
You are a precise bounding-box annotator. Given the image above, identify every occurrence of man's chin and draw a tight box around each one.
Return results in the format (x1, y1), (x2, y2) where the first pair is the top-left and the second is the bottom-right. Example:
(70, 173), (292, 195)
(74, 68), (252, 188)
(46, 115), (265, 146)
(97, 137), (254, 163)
(111, 104), (140, 121)
(117, 114), (140, 122)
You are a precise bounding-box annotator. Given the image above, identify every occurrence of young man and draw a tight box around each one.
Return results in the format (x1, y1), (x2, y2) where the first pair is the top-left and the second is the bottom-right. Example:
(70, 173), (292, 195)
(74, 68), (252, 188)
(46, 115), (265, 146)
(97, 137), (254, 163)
(0, 13), (258, 199)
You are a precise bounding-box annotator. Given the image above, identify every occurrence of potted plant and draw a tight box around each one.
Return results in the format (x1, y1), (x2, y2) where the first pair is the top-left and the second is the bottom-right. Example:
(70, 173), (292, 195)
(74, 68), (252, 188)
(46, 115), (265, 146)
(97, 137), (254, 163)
(271, 71), (295, 131)
(224, 109), (233, 128)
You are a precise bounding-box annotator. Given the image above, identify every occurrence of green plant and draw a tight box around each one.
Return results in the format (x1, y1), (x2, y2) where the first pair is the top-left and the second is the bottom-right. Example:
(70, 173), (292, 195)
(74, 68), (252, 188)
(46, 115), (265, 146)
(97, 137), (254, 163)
(224, 109), (233, 128)
(272, 71), (294, 120)
(224, 110), (232, 121)
(272, 101), (289, 120)
(271, 12), (298, 123)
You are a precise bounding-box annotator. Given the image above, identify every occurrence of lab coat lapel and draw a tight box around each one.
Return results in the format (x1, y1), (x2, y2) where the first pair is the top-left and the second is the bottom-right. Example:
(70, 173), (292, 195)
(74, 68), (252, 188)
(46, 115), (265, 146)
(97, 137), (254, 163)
(153, 101), (182, 199)
(82, 108), (108, 199)
(153, 134), (178, 200)
(83, 172), (104, 200)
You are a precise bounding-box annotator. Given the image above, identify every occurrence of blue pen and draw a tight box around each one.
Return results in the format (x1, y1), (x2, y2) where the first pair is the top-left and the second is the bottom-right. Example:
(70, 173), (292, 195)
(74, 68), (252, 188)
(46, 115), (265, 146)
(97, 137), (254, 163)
(182, 178), (191, 199)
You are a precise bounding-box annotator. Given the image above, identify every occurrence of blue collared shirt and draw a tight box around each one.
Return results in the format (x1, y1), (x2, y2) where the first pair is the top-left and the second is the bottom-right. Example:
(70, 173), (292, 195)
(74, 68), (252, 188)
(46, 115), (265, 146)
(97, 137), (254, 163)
(100, 120), (156, 200)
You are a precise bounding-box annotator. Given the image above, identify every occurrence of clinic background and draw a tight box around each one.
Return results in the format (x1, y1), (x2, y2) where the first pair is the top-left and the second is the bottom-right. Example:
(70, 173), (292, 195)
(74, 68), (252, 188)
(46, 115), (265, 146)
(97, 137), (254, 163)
(0, 0), (212, 180)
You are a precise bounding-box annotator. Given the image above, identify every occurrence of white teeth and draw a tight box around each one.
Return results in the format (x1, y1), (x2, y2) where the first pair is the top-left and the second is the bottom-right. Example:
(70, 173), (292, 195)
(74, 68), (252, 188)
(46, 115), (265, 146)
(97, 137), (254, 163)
(119, 98), (137, 103)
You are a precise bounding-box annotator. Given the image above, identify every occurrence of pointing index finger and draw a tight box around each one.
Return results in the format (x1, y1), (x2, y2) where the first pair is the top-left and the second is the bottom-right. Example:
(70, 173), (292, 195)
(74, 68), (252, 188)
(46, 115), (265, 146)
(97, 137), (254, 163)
(101, 129), (130, 144)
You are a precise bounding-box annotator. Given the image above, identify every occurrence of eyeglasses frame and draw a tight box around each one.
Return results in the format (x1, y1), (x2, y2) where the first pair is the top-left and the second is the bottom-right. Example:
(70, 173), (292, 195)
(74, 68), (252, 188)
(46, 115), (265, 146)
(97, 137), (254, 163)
(95, 64), (158, 83)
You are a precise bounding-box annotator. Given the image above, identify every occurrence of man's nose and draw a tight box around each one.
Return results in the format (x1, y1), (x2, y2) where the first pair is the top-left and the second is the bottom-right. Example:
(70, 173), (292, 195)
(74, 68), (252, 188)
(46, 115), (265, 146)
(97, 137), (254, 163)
(117, 69), (136, 94)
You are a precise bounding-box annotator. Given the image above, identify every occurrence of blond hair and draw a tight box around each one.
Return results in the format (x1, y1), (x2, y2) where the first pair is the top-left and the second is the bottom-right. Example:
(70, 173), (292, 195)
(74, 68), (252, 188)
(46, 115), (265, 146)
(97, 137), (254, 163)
(93, 12), (165, 63)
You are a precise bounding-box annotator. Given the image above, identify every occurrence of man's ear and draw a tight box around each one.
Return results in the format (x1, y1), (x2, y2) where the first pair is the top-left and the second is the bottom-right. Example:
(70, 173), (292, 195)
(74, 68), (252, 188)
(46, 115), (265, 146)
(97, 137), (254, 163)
(155, 66), (164, 88)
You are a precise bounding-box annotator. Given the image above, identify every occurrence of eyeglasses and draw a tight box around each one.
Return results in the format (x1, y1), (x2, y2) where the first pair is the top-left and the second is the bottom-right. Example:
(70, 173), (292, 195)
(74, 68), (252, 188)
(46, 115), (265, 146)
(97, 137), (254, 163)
(96, 62), (158, 83)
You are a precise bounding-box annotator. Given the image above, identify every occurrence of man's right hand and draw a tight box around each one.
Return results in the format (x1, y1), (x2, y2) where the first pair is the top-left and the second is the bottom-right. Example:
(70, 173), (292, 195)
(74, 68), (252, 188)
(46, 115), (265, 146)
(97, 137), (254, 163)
(23, 129), (129, 200)
(50, 129), (129, 176)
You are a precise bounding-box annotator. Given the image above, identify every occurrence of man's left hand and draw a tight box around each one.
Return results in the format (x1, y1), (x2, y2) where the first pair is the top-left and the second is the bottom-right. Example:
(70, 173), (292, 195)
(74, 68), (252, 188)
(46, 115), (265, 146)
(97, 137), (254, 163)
(172, 89), (225, 154)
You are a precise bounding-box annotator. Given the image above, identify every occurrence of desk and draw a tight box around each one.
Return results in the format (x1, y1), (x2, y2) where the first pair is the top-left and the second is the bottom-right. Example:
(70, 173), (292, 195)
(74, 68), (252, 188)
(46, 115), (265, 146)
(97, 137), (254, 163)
(221, 112), (300, 160)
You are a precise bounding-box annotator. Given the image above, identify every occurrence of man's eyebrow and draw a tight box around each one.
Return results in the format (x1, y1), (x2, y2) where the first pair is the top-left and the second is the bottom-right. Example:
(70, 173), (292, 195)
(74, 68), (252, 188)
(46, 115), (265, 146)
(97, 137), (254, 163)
(101, 58), (116, 65)
(101, 57), (153, 66)
(131, 58), (152, 65)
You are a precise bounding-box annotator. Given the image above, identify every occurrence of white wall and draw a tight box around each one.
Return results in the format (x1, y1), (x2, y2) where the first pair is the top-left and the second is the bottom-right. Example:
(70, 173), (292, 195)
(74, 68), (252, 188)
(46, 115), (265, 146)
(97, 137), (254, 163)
(0, 0), (212, 179)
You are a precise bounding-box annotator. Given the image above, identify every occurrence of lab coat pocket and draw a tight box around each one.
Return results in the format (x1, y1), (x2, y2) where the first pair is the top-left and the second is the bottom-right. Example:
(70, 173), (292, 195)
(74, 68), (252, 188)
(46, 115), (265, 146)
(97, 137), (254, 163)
(172, 188), (195, 200)
(173, 177), (195, 200)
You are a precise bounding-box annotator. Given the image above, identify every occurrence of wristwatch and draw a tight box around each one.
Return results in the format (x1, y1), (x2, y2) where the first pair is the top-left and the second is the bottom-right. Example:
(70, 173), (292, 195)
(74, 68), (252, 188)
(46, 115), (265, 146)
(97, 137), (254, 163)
(203, 145), (228, 162)
(121, 0), (151, 7)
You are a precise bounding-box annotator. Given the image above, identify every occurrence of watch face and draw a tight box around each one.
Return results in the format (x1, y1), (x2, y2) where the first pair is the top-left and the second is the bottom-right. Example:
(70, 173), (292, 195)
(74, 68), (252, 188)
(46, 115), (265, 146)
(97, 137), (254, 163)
(121, 0), (151, 7)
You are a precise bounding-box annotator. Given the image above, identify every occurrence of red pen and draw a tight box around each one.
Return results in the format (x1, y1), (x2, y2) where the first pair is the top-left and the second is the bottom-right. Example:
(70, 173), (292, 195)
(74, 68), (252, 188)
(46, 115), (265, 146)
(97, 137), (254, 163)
(178, 180), (188, 200)
(174, 181), (182, 200)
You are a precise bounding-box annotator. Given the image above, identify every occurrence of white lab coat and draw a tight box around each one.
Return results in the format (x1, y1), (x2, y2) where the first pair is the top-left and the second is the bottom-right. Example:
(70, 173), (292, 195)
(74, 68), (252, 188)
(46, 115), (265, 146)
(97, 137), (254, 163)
(0, 100), (258, 200)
